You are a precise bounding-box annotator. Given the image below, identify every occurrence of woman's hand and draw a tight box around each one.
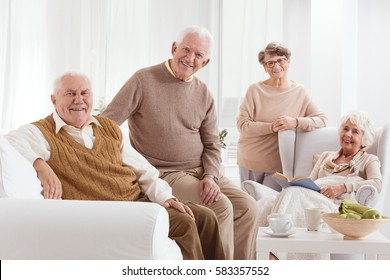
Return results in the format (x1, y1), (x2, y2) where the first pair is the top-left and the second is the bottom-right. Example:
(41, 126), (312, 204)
(272, 116), (298, 132)
(320, 184), (347, 199)
(33, 158), (62, 199)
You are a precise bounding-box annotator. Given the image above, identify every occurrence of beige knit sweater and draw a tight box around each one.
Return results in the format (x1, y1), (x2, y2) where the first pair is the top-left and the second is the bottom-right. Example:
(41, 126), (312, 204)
(236, 81), (327, 173)
(34, 115), (142, 201)
(310, 150), (382, 194)
(102, 62), (221, 176)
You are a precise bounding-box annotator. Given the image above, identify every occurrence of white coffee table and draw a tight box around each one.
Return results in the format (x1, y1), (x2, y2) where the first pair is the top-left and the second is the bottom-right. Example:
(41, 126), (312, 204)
(257, 227), (390, 260)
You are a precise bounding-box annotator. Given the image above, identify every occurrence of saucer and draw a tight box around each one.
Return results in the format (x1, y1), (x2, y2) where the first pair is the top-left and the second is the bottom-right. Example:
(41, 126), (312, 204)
(263, 228), (295, 237)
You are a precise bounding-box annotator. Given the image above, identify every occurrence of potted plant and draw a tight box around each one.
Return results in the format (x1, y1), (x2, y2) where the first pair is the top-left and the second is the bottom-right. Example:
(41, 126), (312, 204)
(219, 129), (228, 163)
(219, 129), (228, 149)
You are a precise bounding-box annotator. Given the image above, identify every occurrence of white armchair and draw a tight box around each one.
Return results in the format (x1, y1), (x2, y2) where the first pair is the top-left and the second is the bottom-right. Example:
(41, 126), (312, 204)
(242, 122), (390, 238)
(241, 122), (390, 261)
(279, 123), (390, 238)
(277, 123), (390, 210)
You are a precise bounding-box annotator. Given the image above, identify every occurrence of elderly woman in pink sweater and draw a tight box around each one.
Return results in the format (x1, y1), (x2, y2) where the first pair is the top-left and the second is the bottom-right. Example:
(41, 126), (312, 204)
(236, 42), (328, 191)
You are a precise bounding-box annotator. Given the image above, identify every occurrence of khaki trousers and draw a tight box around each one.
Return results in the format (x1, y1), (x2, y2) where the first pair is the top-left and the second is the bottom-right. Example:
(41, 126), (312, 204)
(167, 201), (226, 260)
(160, 167), (259, 260)
(137, 197), (225, 260)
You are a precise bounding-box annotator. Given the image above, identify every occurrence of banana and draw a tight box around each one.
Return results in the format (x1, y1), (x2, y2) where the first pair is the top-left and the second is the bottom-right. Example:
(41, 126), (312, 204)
(339, 199), (382, 219)
(362, 209), (382, 219)
(339, 199), (370, 215)
(346, 213), (362, 219)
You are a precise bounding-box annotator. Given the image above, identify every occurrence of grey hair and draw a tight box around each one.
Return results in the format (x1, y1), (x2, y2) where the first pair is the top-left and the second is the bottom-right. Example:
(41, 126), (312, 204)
(258, 42), (291, 65)
(53, 72), (91, 94)
(176, 25), (214, 57)
(339, 110), (376, 148)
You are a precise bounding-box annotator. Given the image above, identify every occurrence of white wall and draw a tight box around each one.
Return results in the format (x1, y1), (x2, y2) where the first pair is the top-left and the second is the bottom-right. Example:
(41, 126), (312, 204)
(310, 0), (390, 127)
(358, 0), (390, 127)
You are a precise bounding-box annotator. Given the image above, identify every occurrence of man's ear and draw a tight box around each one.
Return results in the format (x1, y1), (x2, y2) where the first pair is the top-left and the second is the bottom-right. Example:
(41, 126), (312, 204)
(50, 94), (56, 105)
(171, 42), (177, 56)
(201, 58), (210, 68)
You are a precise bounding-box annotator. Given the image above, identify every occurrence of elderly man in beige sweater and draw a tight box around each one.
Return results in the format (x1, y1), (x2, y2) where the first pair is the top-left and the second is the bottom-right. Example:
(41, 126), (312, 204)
(102, 26), (259, 260)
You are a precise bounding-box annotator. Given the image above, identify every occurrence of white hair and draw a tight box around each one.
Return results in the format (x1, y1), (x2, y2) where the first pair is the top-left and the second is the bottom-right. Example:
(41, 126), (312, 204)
(53, 72), (91, 94)
(339, 110), (376, 148)
(176, 25), (214, 57)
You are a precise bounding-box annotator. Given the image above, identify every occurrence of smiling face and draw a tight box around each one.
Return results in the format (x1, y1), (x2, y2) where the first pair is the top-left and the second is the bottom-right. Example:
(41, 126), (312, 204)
(263, 54), (290, 79)
(170, 32), (210, 81)
(339, 120), (364, 156)
(51, 74), (92, 128)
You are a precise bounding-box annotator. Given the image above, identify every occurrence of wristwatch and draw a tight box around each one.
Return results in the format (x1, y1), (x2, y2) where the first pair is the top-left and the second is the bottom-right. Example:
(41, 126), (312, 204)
(203, 174), (219, 185)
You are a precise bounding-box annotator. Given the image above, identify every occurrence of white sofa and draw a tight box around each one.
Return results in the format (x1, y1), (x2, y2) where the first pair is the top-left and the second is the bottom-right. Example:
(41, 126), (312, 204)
(0, 135), (182, 260)
(243, 122), (390, 238)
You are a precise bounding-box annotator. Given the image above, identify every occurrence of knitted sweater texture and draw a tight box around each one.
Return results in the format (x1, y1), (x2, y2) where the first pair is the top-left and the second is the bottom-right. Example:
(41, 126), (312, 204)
(102, 62), (221, 176)
(33, 115), (141, 201)
(236, 81), (327, 173)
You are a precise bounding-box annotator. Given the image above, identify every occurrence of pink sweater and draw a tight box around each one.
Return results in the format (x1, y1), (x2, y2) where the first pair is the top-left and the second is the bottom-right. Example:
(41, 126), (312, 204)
(102, 62), (221, 176)
(236, 81), (327, 173)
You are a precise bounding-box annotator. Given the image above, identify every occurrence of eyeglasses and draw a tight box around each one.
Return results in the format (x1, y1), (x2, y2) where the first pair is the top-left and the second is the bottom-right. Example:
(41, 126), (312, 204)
(264, 58), (287, 68)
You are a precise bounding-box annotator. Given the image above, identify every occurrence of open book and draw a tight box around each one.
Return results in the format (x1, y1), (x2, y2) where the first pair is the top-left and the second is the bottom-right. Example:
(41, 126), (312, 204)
(272, 172), (321, 192)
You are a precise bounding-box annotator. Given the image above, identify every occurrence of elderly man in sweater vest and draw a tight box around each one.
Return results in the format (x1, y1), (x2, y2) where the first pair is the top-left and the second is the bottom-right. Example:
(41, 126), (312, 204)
(101, 26), (259, 260)
(6, 72), (226, 260)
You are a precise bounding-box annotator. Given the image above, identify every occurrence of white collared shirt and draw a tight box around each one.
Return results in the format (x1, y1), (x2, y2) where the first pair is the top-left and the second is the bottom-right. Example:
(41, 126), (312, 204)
(52, 111), (100, 149)
(5, 111), (174, 205)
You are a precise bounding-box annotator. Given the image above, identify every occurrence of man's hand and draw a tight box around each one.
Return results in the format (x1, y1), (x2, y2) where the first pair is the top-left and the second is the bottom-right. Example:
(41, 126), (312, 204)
(163, 198), (195, 220)
(200, 176), (221, 206)
(33, 158), (62, 199)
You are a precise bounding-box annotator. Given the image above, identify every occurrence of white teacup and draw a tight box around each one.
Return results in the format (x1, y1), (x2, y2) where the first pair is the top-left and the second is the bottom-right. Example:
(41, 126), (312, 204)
(304, 207), (325, 231)
(268, 217), (293, 233)
(267, 213), (292, 221)
(267, 213), (293, 234)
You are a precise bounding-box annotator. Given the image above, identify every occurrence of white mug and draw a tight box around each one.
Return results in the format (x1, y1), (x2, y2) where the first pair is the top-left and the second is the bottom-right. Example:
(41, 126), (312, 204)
(268, 217), (293, 233)
(304, 207), (324, 231)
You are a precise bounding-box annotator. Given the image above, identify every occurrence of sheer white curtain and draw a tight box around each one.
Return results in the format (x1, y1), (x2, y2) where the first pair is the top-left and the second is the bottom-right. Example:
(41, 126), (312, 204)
(0, 0), (105, 129)
(1, 0), (390, 131)
(103, 0), (221, 105)
(0, 0), (220, 131)
(1, 0), (49, 129)
(220, 0), (390, 129)
(220, 0), (311, 128)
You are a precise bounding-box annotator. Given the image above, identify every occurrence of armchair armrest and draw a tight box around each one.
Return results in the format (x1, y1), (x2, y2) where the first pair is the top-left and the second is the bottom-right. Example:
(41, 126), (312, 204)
(278, 130), (297, 179)
(242, 180), (278, 200)
(356, 185), (378, 207)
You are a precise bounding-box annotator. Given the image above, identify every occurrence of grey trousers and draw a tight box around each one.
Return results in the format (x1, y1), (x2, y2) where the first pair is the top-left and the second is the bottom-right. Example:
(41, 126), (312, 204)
(239, 166), (283, 192)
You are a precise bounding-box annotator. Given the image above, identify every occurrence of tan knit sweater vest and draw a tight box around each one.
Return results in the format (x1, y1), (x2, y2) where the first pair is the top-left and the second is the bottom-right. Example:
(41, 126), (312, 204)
(33, 115), (142, 201)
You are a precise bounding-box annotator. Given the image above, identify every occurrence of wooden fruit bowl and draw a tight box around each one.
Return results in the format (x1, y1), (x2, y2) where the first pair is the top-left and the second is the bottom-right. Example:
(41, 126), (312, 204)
(321, 213), (390, 239)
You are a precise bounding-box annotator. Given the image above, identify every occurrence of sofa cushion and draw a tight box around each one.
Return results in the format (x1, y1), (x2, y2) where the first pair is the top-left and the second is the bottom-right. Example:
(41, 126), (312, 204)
(0, 136), (43, 198)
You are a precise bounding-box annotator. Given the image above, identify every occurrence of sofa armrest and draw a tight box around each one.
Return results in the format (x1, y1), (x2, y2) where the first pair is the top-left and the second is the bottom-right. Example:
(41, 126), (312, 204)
(278, 130), (297, 179)
(0, 199), (182, 260)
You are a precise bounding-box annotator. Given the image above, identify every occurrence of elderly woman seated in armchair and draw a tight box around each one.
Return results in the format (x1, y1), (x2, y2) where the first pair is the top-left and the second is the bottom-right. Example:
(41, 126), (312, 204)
(253, 110), (382, 229)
